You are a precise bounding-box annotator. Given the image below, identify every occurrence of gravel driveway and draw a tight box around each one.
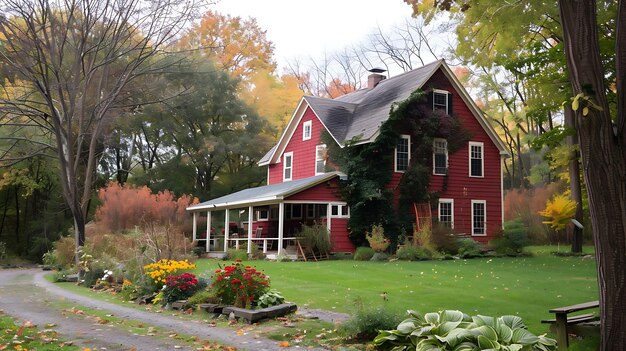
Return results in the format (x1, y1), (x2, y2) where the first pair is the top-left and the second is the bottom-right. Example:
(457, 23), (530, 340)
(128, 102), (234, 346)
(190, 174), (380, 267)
(0, 268), (333, 351)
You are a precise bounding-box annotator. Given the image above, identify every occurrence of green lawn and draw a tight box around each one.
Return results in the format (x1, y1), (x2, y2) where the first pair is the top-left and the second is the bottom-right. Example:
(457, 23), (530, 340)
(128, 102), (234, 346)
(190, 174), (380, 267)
(193, 246), (598, 333)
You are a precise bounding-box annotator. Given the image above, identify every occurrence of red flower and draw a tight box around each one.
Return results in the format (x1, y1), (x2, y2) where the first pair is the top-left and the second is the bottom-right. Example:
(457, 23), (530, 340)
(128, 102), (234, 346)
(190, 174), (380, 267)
(236, 259), (242, 262)
(240, 285), (245, 289)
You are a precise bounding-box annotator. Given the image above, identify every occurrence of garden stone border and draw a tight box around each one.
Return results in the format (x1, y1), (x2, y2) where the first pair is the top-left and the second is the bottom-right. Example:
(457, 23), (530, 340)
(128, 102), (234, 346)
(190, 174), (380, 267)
(222, 303), (297, 324)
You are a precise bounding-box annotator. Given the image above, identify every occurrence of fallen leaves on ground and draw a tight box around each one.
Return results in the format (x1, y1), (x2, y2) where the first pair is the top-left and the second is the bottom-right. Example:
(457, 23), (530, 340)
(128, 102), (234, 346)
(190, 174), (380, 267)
(278, 341), (290, 347)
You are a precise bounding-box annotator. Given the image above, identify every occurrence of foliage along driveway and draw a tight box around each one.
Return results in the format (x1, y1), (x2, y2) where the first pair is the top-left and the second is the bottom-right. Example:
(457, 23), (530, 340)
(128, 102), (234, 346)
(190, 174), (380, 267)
(0, 268), (327, 351)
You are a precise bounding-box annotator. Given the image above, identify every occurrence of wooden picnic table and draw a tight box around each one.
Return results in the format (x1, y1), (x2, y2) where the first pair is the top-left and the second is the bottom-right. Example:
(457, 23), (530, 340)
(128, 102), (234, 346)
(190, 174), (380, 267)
(542, 300), (599, 350)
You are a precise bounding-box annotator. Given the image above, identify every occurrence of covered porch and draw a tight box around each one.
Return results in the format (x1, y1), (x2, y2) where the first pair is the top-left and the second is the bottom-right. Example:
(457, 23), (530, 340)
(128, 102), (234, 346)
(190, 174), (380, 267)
(186, 172), (353, 259)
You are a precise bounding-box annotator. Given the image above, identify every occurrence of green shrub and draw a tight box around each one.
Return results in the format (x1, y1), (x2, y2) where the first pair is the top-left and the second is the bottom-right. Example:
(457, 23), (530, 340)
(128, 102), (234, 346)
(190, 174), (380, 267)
(490, 218), (530, 255)
(431, 224), (460, 254)
(225, 248), (249, 261)
(396, 245), (433, 261)
(341, 306), (403, 341)
(354, 247), (375, 261)
(374, 310), (556, 351)
(457, 238), (484, 258)
(81, 267), (105, 287)
(187, 289), (220, 306)
(192, 246), (204, 258)
(258, 290), (285, 308)
(296, 223), (332, 256)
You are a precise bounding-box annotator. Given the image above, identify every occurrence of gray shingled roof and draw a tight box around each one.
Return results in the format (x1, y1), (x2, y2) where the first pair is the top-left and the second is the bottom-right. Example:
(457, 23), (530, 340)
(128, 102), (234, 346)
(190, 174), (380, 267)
(187, 172), (344, 211)
(314, 60), (441, 143)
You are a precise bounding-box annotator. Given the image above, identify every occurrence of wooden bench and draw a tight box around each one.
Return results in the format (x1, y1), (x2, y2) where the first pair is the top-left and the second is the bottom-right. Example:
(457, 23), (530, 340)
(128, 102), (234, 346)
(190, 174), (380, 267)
(541, 300), (599, 350)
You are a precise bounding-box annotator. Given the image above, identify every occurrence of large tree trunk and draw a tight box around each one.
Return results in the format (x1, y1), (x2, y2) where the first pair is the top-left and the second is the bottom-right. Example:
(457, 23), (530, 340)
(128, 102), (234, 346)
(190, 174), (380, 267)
(558, 0), (626, 349)
(564, 106), (584, 253)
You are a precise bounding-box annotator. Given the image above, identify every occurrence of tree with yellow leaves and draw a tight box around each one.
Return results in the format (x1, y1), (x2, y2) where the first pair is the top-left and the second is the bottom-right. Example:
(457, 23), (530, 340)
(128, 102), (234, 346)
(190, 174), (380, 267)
(538, 194), (577, 232)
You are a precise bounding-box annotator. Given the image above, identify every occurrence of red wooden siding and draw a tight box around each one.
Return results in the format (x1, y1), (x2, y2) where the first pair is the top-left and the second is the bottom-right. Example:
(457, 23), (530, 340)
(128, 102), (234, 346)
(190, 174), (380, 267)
(285, 178), (342, 202)
(330, 218), (354, 252)
(268, 107), (328, 185)
(388, 69), (502, 240)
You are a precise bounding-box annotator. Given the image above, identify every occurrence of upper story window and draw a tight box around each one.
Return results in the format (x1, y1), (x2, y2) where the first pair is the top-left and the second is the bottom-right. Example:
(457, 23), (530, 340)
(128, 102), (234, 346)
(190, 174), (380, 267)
(303, 120), (312, 141)
(283, 152), (293, 181)
(315, 144), (327, 175)
(432, 89), (452, 115)
(395, 135), (410, 172)
(438, 199), (454, 228)
(471, 200), (486, 236)
(469, 141), (484, 177)
(433, 138), (448, 175)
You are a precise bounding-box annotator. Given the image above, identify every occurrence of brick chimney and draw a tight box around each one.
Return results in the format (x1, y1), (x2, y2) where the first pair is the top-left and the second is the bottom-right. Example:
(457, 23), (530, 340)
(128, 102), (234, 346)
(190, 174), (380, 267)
(367, 67), (387, 88)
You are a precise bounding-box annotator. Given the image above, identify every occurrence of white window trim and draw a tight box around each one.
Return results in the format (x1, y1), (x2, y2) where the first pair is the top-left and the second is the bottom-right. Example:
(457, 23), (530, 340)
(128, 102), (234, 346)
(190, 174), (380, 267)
(433, 89), (450, 112)
(438, 198), (454, 228)
(330, 204), (350, 218)
(257, 209), (269, 221)
(283, 152), (293, 181)
(433, 138), (448, 176)
(395, 134), (411, 173)
(471, 200), (487, 236)
(302, 120), (312, 141)
(315, 144), (327, 175)
(469, 141), (484, 178)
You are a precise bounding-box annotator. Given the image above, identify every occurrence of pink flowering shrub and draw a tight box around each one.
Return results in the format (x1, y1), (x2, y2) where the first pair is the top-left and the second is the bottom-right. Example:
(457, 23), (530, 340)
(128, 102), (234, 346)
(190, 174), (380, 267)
(212, 260), (270, 308)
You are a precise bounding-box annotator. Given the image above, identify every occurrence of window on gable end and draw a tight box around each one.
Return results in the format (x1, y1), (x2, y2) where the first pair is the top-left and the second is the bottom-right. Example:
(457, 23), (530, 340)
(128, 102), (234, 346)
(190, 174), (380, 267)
(469, 141), (484, 177)
(283, 152), (293, 181)
(303, 120), (312, 141)
(432, 89), (453, 116)
(315, 144), (327, 175)
(433, 138), (448, 175)
(395, 135), (410, 172)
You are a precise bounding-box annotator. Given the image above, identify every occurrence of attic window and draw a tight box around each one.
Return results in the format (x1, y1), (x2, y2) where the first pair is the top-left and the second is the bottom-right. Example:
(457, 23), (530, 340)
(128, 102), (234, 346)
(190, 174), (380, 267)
(303, 120), (312, 141)
(433, 89), (453, 115)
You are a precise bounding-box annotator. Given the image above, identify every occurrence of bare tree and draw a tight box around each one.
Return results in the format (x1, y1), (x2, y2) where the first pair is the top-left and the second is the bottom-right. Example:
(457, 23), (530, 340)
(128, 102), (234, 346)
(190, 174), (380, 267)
(284, 17), (442, 98)
(0, 0), (204, 263)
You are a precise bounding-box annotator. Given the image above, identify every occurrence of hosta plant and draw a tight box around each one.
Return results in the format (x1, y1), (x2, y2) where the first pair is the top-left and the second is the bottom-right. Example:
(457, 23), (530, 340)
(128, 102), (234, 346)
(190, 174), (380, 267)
(258, 290), (285, 308)
(373, 310), (557, 351)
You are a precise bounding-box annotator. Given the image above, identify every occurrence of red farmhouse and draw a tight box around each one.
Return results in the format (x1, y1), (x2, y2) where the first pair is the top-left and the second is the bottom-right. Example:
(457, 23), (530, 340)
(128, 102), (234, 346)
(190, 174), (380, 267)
(187, 60), (508, 258)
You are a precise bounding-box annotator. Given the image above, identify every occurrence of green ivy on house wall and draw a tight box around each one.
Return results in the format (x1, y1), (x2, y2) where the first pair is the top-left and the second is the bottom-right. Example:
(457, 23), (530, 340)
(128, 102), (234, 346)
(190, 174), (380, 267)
(324, 89), (470, 247)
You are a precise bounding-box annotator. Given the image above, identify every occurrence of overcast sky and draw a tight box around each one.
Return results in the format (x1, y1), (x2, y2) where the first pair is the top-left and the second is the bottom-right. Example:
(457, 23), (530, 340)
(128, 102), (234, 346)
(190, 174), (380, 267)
(212, 0), (416, 71)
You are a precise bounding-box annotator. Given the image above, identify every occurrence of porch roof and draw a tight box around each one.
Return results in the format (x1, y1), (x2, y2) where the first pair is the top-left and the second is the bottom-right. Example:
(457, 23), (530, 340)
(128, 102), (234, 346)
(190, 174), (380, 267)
(186, 172), (345, 212)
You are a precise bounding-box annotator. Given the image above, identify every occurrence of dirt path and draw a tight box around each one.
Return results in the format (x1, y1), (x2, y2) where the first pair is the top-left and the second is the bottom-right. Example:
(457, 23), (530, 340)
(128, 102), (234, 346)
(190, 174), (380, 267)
(0, 268), (332, 351)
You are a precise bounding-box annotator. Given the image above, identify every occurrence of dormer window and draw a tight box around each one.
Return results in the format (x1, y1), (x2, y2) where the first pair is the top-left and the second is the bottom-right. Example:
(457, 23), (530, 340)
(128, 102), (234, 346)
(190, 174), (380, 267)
(432, 89), (453, 115)
(303, 120), (312, 141)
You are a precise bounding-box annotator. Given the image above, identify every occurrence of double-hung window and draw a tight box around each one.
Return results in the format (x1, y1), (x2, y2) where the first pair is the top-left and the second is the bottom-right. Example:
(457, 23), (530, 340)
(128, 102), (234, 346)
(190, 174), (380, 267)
(433, 89), (452, 115)
(471, 200), (486, 236)
(433, 138), (448, 175)
(283, 152), (293, 181)
(315, 144), (327, 175)
(469, 141), (484, 177)
(438, 199), (454, 228)
(395, 135), (410, 172)
(303, 120), (312, 140)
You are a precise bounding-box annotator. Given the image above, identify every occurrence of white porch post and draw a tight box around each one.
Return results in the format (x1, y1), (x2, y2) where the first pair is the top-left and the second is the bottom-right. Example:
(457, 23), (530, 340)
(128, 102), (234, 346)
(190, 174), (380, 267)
(224, 209), (229, 252)
(247, 206), (253, 254)
(192, 212), (197, 241)
(278, 202), (284, 256)
(206, 211), (212, 252)
(327, 203), (332, 232)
